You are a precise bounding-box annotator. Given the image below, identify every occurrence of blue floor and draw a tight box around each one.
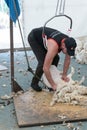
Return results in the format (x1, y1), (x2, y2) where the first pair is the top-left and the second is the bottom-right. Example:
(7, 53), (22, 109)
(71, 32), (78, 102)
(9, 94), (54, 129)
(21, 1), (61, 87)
(0, 51), (87, 130)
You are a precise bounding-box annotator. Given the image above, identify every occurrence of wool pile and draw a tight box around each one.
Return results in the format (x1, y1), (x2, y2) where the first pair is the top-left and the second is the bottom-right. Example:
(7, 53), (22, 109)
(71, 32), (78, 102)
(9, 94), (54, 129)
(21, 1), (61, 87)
(42, 65), (87, 106)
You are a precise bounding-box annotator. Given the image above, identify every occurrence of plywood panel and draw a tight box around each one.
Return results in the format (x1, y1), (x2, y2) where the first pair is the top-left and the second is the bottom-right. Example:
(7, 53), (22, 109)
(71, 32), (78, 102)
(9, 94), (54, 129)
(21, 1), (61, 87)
(14, 88), (87, 127)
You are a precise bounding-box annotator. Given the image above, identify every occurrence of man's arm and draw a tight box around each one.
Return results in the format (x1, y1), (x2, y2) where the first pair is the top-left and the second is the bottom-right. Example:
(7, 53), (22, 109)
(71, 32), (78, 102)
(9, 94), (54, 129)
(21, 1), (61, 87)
(43, 39), (58, 90)
(62, 54), (71, 82)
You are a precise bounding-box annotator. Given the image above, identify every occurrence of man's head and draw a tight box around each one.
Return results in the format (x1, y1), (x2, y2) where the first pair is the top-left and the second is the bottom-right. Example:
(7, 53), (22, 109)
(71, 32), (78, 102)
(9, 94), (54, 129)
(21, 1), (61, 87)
(64, 37), (77, 56)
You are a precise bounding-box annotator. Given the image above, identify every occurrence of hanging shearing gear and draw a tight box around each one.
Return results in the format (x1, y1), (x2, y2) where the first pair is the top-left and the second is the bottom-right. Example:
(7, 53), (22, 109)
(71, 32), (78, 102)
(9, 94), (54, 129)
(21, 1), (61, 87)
(42, 0), (72, 45)
(42, 14), (72, 43)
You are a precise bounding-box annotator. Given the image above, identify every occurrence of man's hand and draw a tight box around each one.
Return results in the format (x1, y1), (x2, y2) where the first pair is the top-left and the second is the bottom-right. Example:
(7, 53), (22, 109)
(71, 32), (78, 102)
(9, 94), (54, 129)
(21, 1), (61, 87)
(61, 75), (70, 82)
(52, 84), (57, 91)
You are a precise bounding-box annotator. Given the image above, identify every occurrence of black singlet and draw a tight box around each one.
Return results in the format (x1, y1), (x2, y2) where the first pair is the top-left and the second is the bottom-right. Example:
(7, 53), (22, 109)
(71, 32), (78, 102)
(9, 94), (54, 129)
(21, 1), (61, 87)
(32, 27), (69, 50)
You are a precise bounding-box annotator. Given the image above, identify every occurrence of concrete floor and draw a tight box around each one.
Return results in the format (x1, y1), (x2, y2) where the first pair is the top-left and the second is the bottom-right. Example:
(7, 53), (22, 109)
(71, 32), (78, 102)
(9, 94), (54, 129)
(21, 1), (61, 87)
(0, 50), (87, 130)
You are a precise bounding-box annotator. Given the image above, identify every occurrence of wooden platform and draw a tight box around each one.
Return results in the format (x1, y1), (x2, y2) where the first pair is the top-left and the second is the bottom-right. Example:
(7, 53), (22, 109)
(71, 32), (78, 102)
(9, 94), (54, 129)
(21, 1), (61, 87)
(14, 88), (87, 127)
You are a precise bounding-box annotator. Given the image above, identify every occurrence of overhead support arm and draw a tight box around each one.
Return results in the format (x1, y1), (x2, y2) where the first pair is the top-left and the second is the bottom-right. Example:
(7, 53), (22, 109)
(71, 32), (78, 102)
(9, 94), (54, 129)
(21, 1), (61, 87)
(42, 14), (72, 36)
(42, 0), (72, 37)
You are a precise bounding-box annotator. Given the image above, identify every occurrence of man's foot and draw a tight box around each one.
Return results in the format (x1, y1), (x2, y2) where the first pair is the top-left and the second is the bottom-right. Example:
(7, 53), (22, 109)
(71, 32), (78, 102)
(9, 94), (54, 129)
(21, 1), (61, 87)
(31, 84), (42, 92)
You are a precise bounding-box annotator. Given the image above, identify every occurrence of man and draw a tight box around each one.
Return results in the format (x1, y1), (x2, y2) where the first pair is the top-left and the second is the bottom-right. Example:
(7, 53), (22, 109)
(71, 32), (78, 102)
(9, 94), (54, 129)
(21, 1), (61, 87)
(28, 27), (77, 92)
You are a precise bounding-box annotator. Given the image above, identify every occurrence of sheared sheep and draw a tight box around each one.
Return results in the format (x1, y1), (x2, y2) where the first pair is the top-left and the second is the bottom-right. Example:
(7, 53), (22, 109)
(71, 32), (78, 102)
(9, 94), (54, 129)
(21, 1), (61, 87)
(42, 65), (87, 106)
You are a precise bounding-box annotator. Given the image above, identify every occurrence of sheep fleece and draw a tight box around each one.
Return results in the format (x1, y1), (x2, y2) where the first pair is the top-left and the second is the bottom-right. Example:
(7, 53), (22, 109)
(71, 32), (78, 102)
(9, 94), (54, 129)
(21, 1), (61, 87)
(42, 65), (87, 106)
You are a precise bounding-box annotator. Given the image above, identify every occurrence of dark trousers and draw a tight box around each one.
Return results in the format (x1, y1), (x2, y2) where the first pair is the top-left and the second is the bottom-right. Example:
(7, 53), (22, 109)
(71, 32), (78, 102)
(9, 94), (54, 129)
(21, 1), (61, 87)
(28, 31), (60, 85)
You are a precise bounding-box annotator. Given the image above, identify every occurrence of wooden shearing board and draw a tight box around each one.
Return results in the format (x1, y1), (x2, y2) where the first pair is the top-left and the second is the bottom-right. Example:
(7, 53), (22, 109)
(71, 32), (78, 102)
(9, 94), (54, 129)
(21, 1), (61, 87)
(14, 88), (87, 127)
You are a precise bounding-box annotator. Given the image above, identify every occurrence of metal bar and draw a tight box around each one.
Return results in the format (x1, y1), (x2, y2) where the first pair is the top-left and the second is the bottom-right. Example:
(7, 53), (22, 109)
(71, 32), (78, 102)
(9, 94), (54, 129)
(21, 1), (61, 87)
(59, 0), (63, 14)
(55, 0), (66, 15)
(10, 19), (14, 92)
(42, 14), (72, 35)
(55, 0), (60, 15)
(62, 0), (66, 14)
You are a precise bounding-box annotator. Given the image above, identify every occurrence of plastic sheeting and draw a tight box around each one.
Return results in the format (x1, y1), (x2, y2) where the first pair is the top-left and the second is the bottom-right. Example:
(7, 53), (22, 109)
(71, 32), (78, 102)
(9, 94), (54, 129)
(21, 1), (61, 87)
(21, 0), (87, 45)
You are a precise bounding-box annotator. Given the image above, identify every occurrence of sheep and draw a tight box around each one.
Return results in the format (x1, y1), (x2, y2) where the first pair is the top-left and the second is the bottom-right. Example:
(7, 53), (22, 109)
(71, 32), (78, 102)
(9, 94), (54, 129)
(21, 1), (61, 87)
(42, 65), (87, 106)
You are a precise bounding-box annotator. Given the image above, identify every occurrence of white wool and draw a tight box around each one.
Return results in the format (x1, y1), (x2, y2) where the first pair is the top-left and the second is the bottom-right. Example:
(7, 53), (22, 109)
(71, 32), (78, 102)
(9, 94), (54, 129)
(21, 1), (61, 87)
(75, 49), (87, 64)
(42, 65), (87, 106)
(83, 42), (87, 51)
(75, 38), (87, 64)
(75, 38), (83, 50)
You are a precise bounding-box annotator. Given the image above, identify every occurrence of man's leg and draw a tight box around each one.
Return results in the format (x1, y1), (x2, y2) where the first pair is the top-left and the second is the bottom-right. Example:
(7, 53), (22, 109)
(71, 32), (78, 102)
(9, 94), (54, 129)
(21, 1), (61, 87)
(31, 65), (43, 91)
(28, 32), (47, 91)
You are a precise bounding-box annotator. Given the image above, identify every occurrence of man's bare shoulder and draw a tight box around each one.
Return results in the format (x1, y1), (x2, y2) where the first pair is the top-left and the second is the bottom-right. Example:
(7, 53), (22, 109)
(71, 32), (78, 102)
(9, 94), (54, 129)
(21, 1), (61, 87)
(47, 38), (58, 53)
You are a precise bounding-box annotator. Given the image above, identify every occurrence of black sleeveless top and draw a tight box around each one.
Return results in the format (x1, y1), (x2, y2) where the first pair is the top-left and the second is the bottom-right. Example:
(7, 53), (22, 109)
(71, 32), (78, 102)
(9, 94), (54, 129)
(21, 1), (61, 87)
(32, 27), (69, 51)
